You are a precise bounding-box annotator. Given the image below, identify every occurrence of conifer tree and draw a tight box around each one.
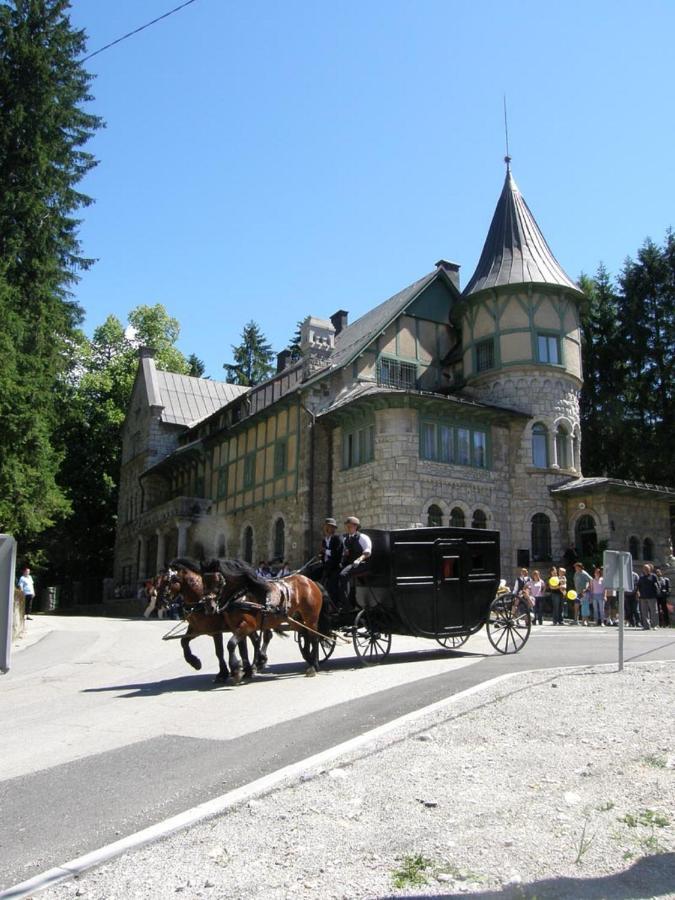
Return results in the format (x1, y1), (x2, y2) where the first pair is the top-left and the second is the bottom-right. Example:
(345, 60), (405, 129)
(223, 321), (274, 386)
(0, 0), (101, 540)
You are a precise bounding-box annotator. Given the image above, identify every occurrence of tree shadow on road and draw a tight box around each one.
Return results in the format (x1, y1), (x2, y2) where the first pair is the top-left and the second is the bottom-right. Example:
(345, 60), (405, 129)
(391, 852), (675, 899)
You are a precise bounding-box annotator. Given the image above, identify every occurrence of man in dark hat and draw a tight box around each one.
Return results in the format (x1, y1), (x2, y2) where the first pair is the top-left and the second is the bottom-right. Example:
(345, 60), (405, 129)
(339, 516), (372, 611)
(320, 517), (343, 607)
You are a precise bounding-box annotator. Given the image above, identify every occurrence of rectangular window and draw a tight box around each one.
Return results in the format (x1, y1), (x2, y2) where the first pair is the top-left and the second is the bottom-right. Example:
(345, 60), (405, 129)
(457, 428), (471, 466)
(243, 452), (255, 489)
(472, 431), (487, 468)
(273, 440), (287, 477)
(537, 334), (560, 364)
(377, 357), (417, 389)
(343, 423), (375, 468)
(476, 339), (495, 372)
(420, 420), (488, 469)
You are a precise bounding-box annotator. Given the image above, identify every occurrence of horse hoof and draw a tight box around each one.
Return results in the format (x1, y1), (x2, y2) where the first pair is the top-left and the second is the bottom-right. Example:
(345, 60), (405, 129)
(188, 658), (202, 671)
(305, 666), (317, 678)
(231, 669), (244, 684)
(243, 666), (255, 679)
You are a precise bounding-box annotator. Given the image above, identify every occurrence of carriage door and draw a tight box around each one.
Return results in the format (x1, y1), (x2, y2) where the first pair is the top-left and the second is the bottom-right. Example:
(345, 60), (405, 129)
(434, 540), (470, 630)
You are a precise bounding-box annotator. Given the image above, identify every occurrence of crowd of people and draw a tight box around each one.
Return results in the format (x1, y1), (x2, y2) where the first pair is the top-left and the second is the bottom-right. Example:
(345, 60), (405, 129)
(512, 562), (671, 629)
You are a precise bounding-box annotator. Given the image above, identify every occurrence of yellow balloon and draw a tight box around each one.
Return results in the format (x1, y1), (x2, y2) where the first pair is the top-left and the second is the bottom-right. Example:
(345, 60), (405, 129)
(548, 576), (560, 588)
(567, 590), (577, 600)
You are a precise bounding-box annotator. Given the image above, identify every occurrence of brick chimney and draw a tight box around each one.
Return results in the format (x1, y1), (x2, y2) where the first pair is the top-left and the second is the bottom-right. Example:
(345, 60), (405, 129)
(276, 349), (292, 373)
(435, 259), (461, 290)
(330, 309), (349, 336)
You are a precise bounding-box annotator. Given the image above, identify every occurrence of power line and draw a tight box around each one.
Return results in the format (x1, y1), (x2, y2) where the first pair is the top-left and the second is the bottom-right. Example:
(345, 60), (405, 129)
(81, 0), (200, 63)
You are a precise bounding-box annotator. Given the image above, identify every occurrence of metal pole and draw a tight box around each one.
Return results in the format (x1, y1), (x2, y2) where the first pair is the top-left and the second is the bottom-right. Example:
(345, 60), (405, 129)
(618, 587), (624, 672)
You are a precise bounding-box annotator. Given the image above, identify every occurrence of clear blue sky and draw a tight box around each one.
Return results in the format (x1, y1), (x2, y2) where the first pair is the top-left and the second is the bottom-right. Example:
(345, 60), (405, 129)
(69, 0), (675, 379)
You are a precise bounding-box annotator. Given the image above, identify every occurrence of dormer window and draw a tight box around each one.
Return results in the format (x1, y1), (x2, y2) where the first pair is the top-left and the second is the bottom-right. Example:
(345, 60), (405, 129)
(377, 357), (417, 390)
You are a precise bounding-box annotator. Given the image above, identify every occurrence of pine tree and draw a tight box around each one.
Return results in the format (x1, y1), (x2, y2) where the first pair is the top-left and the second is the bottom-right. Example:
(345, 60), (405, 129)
(617, 233), (675, 483)
(223, 321), (274, 386)
(578, 266), (625, 477)
(0, 0), (101, 541)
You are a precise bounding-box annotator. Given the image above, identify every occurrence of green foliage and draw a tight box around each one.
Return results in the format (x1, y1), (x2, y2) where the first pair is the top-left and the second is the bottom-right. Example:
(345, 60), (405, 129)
(187, 353), (206, 377)
(391, 854), (432, 889)
(0, 0), (101, 542)
(579, 232), (675, 486)
(223, 320), (274, 386)
(41, 304), (193, 583)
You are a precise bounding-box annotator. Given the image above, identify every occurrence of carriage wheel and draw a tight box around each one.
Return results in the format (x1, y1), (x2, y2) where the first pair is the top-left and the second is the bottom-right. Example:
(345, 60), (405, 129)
(436, 633), (470, 650)
(352, 609), (392, 666)
(297, 629), (337, 664)
(486, 593), (531, 654)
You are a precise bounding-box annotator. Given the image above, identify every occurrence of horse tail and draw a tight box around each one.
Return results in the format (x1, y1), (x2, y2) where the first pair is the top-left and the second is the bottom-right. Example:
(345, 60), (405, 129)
(317, 582), (332, 635)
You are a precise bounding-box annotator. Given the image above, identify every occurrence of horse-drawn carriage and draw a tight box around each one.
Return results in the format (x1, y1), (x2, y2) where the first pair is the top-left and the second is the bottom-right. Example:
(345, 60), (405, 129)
(162, 525), (530, 682)
(296, 526), (531, 667)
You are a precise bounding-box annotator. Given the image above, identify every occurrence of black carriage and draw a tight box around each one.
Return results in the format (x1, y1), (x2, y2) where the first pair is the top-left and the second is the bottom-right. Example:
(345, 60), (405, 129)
(299, 526), (531, 666)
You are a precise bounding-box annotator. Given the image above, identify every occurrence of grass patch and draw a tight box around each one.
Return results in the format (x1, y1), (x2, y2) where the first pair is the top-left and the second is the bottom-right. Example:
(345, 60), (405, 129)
(574, 816), (597, 865)
(642, 754), (667, 769)
(391, 854), (433, 889)
(620, 810), (670, 829)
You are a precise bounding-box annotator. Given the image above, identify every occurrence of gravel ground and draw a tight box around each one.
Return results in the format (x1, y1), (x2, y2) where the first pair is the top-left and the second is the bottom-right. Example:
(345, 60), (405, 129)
(42, 661), (674, 900)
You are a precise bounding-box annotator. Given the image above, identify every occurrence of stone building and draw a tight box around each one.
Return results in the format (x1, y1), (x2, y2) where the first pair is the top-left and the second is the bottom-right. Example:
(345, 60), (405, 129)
(113, 163), (675, 590)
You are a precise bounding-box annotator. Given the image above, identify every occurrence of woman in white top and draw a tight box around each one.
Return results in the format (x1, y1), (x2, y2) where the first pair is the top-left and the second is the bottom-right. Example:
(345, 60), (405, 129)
(591, 566), (606, 626)
(530, 569), (546, 625)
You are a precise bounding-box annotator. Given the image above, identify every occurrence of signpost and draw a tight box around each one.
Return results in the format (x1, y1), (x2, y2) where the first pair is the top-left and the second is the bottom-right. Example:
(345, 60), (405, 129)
(0, 534), (18, 674)
(603, 549), (633, 672)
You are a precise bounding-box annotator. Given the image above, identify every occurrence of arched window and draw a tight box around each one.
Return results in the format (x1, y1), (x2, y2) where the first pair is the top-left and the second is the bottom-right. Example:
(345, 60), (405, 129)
(643, 537), (654, 562)
(216, 533), (226, 558)
(273, 517), (285, 560)
(555, 425), (570, 469)
(531, 514), (552, 561)
(427, 504), (443, 527)
(532, 423), (548, 468)
(629, 536), (640, 560)
(575, 515), (597, 557)
(243, 526), (253, 564)
(472, 509), (487, 529)
(450, 507), (466, 528)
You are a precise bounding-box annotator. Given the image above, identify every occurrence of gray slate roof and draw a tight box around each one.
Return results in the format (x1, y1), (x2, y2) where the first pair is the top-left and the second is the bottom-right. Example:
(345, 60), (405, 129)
(315, 269), (440, 377)
(155, 370), (248, 427)
(463, 167), (580, 296)
(549, 477), (675, 501)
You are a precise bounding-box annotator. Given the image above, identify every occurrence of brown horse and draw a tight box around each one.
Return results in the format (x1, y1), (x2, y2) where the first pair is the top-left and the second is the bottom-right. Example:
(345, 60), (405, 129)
(200, 557), (331, 676)
(159, 565), (260, 684)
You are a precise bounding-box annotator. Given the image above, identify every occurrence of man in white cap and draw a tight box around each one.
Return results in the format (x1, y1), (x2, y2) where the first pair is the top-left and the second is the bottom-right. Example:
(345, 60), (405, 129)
(339, 516), (372, 610)
(320, 517), (343, 607)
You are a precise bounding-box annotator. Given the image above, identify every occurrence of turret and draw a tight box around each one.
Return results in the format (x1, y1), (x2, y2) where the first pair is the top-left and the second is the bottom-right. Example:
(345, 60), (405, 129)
(460, 160), (585, 473)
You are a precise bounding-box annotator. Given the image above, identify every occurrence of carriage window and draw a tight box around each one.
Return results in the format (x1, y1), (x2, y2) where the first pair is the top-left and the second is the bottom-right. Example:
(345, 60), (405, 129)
(471, 551), (485, 571)
(441, 557), (459, 580)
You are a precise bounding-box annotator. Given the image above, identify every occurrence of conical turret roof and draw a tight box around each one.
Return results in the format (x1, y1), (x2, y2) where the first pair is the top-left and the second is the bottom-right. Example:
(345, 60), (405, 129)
(464, 163), (580, 297)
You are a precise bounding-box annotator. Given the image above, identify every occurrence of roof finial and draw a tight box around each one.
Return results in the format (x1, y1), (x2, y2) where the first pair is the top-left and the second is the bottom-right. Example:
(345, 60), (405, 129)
(503, 94), (511, 171)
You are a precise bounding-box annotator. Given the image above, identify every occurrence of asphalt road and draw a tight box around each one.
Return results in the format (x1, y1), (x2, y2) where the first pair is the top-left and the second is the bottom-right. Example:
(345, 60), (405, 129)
(2, 616), (674, 891)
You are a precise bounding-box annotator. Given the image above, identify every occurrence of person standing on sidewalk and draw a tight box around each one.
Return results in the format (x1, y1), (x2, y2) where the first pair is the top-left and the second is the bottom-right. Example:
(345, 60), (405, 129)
(637, 564), (659, 630)
(624, 569), (640, 627)
(18, 566), (35, 620)
(591, 566), (606, 626)
(654, 568), (670, 628)
(573, 562), (592, 626)
(530, 569), (546, 625)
